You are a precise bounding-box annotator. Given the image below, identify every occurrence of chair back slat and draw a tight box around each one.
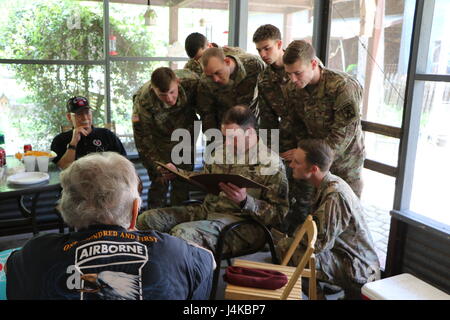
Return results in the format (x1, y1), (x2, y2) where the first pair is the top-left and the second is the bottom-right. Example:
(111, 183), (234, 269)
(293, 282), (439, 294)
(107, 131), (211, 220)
(280, 215), (318, 300)
(281, 246), (314, 299)
(281, 215), (317, 266)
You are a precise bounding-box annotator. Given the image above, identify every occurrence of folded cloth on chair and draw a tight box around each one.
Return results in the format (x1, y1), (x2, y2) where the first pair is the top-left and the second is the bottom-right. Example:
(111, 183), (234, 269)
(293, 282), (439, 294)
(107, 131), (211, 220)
(223, 266), (288, 290)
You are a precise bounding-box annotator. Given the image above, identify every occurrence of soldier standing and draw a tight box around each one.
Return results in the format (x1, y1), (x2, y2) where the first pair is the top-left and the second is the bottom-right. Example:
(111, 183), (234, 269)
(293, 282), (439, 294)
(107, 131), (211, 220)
(132, 67), (199, 209)
(282, 40), (365, 198)
(184, 32), (210, 77)
(197, 47), (265, 132)
(277, 140), (380, 299)
(136, 105), (289, 257)
(253, 24), (315, 235)
(184, 32), (246, 77)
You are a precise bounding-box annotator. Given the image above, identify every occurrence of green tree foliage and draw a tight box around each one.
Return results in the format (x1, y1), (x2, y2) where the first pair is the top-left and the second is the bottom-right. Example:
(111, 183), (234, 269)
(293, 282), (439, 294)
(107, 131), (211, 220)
(0, 0), (156, 150)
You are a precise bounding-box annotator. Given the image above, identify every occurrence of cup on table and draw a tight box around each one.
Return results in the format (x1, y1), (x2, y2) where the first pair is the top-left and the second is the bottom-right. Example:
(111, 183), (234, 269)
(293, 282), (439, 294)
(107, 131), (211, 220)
(23, 155), (37, 172)
(36, 156), (49, 172)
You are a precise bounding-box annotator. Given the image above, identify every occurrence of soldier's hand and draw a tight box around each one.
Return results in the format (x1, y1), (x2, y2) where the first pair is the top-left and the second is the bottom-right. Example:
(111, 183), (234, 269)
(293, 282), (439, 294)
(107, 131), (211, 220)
(219, 182), (247, 204)
(157, 162), (177, 181)
(280, 148), (297, 162)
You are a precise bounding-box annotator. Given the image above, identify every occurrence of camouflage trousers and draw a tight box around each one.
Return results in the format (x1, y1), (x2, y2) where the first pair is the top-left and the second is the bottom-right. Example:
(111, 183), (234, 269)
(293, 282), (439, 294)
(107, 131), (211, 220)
(136, 205), (266, 256)
(146, 163), (194, 209)
(279, 165), (315, 236)
(276, 237), (366, 299)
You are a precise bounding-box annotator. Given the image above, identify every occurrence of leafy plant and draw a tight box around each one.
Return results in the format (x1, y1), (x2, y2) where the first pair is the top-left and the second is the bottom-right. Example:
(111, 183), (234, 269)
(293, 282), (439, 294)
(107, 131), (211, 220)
(0, 0), (156, 150)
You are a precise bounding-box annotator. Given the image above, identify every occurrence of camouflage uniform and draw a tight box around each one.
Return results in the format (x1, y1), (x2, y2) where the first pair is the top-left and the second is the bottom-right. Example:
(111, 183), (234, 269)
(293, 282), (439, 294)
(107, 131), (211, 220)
(197, 53), (265, 132)
(136, 141), (289, 256)
(184, 47), (246, 78)
(257, 62), (314, 235)
(276, 172), (380, 299)
(132, 69), (199, 209)
(285, 67), (365, 197)
(184, 58), (203, 77)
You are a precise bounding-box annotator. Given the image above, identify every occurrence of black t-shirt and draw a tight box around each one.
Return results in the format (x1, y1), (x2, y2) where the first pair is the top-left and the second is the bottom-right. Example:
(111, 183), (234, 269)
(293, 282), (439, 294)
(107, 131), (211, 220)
(51, 127), (127, 164)
(6, 225), (213, 300)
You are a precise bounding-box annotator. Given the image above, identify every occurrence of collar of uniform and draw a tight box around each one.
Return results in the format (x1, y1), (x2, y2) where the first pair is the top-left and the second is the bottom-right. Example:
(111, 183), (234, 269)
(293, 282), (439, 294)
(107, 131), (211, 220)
(315, 65), (328, 98)
(268, 63), (288, 84)
(227, 54), (247, 85)
(314, 171), (338, 204)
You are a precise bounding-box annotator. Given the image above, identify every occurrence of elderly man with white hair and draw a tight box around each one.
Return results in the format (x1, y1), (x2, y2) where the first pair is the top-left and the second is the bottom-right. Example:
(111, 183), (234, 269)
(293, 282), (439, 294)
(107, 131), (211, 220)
(5, 152), (214, 300)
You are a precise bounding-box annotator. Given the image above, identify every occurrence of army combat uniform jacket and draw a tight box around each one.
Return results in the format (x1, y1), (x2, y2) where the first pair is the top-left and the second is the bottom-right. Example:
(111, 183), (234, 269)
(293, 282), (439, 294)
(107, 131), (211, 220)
(184, 58), (203, 77)
(285, 67), (365, 197)
(137, 141), (289, 256)
(276, 172), (380, 298)
(197, 53), (265, 132)
(132, 70), (199, 207)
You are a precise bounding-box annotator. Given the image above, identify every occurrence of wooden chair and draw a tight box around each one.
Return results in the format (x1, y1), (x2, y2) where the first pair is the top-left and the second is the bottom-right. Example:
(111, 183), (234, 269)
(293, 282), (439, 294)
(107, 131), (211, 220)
(209, 217), (279, 300)
(224, 215), (318, 300)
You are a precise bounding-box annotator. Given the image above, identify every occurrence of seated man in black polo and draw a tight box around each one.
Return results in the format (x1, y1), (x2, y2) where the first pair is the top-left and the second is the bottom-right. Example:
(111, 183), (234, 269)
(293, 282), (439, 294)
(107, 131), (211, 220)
(51, 96), (127, 169)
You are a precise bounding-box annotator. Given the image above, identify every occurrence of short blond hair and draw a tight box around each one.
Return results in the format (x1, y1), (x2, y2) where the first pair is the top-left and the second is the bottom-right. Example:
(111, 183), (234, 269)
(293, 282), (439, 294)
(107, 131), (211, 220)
(283, 40), (316, 65)
(200, 47), (226, 68)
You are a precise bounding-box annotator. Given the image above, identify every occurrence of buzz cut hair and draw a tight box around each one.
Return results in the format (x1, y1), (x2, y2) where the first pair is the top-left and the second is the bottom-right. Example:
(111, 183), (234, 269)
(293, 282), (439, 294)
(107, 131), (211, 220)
(283, 40), (316, 65)
(185, 32), (208, 59)
(200, 47), (226, 68)
(151, 67), (177, 93)
(252, 24), (282, 43)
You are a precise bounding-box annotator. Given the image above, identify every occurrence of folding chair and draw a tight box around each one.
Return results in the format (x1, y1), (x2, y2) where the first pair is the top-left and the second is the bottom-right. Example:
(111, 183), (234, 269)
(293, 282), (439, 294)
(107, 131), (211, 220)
(224, 215), (318, 300)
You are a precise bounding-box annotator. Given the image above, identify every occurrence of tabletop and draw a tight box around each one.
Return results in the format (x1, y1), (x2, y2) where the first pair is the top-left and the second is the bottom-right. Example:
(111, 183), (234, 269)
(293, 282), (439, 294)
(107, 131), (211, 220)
(0, 156), (61, 200)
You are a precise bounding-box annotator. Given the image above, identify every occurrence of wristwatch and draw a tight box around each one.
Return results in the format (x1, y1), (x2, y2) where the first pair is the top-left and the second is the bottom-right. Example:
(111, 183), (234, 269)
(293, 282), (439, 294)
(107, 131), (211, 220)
(67, 144), (77, 150)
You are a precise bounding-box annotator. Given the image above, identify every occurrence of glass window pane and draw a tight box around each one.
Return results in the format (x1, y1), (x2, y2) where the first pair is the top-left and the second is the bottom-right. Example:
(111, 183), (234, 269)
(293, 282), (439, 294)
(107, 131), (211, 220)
(247, 0), (314, 54)
(328, 0), (414, 127)
(109, 2), (169, 57)
(110, 61), (170, 154)
(0, 64), (105, 154)
(410, 81), (450, 226)
(178, 1), (230, 48)
(0, 0), (104, 60)
(361, 168), (396, 268)
(109, 0), (229, 58)
(364, 132), (399, 167)
(418, 0), (450, 75)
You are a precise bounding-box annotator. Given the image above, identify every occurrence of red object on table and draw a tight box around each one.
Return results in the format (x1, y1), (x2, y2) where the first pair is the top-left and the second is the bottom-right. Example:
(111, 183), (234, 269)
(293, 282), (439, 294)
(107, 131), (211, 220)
(24, 144), (32, 153)
(0, 148), (5, 166)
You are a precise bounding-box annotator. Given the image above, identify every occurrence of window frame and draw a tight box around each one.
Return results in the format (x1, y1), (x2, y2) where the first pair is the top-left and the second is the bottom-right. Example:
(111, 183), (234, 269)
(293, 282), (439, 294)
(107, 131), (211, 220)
(393, 0), (450, 233)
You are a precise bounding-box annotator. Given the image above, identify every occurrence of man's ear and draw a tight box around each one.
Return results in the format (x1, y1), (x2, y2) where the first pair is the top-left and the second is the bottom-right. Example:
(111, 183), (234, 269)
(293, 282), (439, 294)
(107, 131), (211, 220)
(224, 57), (231, 66)
(311, 59), (318, 70)
(128, 198), (139, 231)
(276, 39), (283, 49)
(66, 113), (72, 123)
(310, 164), (320, 175)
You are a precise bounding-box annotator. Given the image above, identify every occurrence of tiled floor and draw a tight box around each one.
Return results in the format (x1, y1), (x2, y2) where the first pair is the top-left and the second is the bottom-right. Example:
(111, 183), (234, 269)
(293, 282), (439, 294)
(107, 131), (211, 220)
(362, 203), (391, 268)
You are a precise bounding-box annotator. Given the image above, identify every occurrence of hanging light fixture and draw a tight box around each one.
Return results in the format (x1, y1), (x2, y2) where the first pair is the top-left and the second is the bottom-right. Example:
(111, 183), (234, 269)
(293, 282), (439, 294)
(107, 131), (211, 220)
(144, 0), (157, 26)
